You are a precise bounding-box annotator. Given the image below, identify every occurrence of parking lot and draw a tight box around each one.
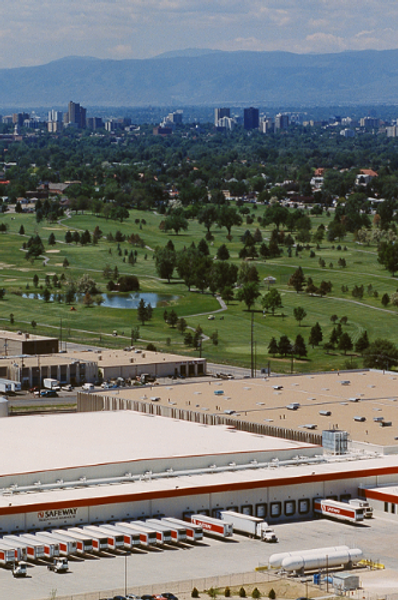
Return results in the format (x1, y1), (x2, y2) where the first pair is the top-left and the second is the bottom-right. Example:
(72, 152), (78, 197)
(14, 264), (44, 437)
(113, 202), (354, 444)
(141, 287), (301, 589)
(1, 514), (398, 600)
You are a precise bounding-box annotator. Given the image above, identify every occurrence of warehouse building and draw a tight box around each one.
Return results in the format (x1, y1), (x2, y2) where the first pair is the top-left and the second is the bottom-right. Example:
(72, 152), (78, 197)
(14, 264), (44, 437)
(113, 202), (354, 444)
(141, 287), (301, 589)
(0, 330), (58, 356)
(0, 347), (206, 388)
(1, 410), (398, 533)
(78, 369), (398, 450)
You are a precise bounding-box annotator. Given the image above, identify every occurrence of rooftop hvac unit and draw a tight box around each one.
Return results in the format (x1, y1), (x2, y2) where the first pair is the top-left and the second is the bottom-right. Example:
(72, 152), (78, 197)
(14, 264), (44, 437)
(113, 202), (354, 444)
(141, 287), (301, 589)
(322, 429), (348, 455)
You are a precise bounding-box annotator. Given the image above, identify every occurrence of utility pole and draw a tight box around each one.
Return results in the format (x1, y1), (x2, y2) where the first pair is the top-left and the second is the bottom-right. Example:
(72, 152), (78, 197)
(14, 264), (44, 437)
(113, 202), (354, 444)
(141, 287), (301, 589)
(250, 311), (254, 377)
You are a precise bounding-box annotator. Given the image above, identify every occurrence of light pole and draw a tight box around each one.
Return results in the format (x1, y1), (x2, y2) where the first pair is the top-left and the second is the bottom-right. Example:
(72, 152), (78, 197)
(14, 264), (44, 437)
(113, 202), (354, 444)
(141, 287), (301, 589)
(124, 551), (128, 596)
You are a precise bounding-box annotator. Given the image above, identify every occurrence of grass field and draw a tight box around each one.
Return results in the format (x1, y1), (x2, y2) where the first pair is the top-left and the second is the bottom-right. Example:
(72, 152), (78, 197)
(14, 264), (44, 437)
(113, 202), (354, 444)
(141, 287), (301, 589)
(0, 207), (396, 373)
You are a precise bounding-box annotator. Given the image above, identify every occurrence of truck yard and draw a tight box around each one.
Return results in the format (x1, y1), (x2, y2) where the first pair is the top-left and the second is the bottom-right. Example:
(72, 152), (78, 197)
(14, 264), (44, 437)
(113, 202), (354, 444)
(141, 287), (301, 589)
(0, 515), (397, 600)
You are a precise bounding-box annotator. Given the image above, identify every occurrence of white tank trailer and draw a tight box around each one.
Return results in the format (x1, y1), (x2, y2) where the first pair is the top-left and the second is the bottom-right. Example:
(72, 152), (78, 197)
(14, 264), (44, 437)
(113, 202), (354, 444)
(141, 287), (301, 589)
(269, 545), (363, 573)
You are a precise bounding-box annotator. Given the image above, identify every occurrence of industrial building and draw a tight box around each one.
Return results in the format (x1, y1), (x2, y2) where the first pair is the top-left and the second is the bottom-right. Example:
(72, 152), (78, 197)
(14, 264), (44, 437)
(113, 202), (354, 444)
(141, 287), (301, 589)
(0, 347), (206, 388)
(1, 406), (398, 534)
(0, 330), (58, 356)
(78, 369), (398, 449)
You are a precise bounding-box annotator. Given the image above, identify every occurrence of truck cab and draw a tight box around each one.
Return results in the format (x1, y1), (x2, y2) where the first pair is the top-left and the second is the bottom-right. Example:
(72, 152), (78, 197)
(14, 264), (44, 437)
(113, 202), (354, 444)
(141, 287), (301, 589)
(12, 561), (27, 577)
(47, 558), (69, 573)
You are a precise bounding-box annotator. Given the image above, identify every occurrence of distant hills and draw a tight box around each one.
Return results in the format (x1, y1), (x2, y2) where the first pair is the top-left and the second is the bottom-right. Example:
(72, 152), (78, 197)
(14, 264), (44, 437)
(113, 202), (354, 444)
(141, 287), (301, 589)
(2, 49), (398, 107)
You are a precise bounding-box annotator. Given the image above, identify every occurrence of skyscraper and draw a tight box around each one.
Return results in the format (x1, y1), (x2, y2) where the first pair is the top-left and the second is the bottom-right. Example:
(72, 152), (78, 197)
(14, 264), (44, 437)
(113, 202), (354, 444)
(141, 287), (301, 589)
(215, 108), (230, 126)
(68, 101), (86, 129)
(243, 107), (259, 130)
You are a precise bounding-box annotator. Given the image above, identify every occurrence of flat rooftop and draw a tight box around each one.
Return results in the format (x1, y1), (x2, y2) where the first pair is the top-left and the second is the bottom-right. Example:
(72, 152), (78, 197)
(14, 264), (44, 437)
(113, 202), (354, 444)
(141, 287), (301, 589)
(97, 370), (398, 447)
(0, 330), (57, 342)
(0, 411), (314, 480)
(64, 348), (205, 367)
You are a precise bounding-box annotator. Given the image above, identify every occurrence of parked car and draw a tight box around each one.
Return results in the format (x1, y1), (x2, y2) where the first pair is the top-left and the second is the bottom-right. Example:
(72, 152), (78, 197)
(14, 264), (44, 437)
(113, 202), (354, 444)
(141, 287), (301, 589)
(39, 390), (58, 398)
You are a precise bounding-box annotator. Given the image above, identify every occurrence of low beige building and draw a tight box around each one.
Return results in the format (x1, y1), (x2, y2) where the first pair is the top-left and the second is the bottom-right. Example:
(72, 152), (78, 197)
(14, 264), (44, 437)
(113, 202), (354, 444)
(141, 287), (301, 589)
(0, 330), (58, 356)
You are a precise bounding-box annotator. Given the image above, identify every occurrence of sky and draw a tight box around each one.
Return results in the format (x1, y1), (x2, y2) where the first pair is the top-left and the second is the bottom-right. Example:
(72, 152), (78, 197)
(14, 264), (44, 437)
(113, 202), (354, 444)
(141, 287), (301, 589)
(1, 0), (398, 68)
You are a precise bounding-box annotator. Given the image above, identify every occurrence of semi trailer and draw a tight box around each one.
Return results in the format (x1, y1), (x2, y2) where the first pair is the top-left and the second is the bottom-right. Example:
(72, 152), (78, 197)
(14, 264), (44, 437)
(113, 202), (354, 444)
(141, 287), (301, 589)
(220, 511), (278, 542)
(190, 514), (233, 538)
(314, 499), (364, 523)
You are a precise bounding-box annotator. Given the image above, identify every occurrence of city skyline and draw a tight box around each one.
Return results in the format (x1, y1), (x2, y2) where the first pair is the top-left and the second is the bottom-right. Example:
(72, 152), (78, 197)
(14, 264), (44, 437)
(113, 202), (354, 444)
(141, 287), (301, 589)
(0, 1), (398, 69)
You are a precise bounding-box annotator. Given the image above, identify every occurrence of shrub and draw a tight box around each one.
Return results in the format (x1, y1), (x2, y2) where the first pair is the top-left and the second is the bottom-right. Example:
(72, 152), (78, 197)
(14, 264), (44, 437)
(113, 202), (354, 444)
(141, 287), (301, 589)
(191, 588), (199, 598)
(239, 588), (246, 598)
(224, 588), (231, 598)
(208, 588), (217, 599)
(146, 343), (157, 352)
(268, 590), (276, 600)
(251, 589), (261, 599)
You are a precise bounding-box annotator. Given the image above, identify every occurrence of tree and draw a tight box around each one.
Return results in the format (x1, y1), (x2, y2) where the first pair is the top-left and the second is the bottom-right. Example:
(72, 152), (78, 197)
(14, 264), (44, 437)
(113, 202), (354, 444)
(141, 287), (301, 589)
(65, 230), (72, 244)
(118, 275), (140, 292)
(278, 335), (292, 357)
(221, 286), (234, 304)
(63, 257), (69, 268)
(330, 314), (339, 324)
(268, 337), (278, 355)
(293, 306), (307, 326)
(48, 232), (56, 246)
(355, 330), (370, 354)
(216, 205), (242, 236)
(293, 334), (307, 357)
(378, 241), (398, 277)
(338, 332), (353, 355)
(381, 293), (390, 307)
(198, 238), (210, 256)
(167, 309), (178, 328)
(83, 291), (94, 307)
(198, 205), (218, 234)
(154, 246), (176, 283)
(262, 288), (283, 315)
(19, 225), (25, 235)
(177, 317), (187, 334)
(288, 267), (306, 293)
(137, 299), (153, 325)
(42, 287), (51, 303)
(33, 274), (39, 287)
(363, 339), (398, 370)
(217, 244), (230, 261)
(236, 282), (260, 311)
(309, 322), (323, 347)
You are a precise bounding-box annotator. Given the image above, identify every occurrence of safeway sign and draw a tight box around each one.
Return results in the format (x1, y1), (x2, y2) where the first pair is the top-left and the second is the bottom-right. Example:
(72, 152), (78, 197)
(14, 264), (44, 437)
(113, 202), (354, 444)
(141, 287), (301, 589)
(37, 508), (78, 521)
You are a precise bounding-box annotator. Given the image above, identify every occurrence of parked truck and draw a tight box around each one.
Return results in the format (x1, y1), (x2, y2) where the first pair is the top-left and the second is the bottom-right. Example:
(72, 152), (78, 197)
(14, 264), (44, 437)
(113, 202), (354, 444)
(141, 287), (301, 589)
(0, 543), (18, 568)
(47, 557), (69, 573)
(43, 378), (60, 391)
(314, 498), (364, 523)
(220, 511), (278, 542)
(12, 561), (27, 577)
(348, 498), (374, 518)
(190, 514), (233, 538)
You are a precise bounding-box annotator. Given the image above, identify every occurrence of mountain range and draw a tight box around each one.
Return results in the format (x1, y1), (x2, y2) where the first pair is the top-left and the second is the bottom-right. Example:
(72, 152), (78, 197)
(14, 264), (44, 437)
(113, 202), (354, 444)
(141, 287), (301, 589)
(2, 49), (398, 107)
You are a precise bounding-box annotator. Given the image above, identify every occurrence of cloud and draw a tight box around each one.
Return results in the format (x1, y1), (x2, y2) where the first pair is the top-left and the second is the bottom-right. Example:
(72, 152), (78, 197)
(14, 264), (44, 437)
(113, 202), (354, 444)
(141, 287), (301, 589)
(0, 0), (397, 67)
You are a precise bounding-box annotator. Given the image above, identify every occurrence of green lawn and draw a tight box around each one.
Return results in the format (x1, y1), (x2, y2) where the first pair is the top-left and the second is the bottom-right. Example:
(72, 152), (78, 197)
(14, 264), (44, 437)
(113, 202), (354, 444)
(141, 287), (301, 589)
(0, 208), (397, 373)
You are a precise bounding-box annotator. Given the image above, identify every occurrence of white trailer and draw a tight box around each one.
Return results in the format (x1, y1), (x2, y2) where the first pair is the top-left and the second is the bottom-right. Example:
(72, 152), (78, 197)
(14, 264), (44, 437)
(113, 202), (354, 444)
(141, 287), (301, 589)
(100, 524), (141, 549)
(68, 527), (108, 552)
(1, 537), (28, 562)
(159, 518), (188, 542)
(349, 498), (373, 518)
(0, 380), (12, 394)
(43, 378), (60, 391)
(142, 520), (173, 543)
(0, 378), (21, 392)
(26, 533), (60, 558)
(35, 531), (77, 556)
(191, 514), (233, 538)
(96, 524), (132, 549)
(162, 517), (203, 542)
(82, 526), (117, 551)
(220, 511), (277, 542)
(128, 521), (164, 545)
(53, 529), (93, 555)
(0, 543), (18, 567)
(7, 534), (46, 561)
(117, 522), (157, 546)
(314, 499), (364, 523)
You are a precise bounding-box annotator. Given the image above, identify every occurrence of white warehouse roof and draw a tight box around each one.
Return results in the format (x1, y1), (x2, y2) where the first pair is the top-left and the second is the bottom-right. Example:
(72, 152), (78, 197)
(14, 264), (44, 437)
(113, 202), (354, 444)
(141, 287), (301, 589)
(0, 411), (316, 485)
